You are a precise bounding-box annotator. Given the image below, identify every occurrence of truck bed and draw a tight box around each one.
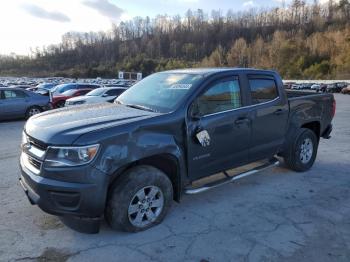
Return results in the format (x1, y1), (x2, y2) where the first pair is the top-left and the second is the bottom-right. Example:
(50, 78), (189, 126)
(285, 90), (320, 98)
(286, 89), (334, 137)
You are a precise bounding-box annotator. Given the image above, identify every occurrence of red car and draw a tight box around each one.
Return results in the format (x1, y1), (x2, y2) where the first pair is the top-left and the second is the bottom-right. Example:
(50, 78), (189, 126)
(52, 89), (92, 108)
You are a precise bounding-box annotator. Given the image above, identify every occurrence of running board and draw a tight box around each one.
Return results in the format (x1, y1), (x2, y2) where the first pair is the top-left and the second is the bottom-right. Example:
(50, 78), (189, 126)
(185, 158), (280, 195)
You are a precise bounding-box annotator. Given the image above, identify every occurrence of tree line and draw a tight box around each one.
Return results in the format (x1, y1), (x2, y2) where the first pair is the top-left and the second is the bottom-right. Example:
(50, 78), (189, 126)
(1, 0), (350, 79)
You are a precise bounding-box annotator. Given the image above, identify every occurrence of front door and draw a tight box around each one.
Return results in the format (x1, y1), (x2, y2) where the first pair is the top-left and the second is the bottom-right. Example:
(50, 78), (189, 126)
(187, 76), (251, 180)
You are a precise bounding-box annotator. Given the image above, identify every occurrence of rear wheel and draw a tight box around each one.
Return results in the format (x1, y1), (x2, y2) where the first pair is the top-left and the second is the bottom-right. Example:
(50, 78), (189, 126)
(283, 128), (318, 172)
(25, 106), (42, 119)
(105, 165), (173, 232)
(56, 100), (65, 108)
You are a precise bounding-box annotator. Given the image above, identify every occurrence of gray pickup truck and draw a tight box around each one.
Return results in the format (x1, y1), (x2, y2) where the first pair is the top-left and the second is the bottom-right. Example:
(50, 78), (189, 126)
(19, 68), (335, 233)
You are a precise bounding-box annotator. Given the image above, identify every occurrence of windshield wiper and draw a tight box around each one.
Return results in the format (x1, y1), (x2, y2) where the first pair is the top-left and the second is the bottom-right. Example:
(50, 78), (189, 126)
(116, 100), (157, 112)
(125, 104), (156, 112)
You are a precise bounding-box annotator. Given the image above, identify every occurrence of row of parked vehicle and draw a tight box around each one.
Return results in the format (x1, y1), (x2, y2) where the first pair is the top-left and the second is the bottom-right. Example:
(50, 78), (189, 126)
(284, 82), (350, 94)
(0, 79), (135, 121)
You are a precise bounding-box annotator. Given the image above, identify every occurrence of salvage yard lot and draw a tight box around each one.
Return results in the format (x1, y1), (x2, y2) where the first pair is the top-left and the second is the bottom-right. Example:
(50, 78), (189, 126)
(0, 94), (349, 262)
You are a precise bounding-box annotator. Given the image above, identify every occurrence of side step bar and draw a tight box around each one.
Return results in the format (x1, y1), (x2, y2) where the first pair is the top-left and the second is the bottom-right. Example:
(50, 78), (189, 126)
(185, 158), (280, 195)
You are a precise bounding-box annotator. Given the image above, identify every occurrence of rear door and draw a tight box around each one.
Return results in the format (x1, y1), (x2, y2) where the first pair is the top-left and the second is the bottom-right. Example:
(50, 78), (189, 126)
(1, 89), (28, 117)
(187, 76), (251, 180)
(247, 75), (289, 161)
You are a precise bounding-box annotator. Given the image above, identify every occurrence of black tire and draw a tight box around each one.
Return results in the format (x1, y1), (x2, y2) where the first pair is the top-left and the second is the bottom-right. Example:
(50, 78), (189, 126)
(283, 128), (319, 172)
(25, 106), (42, 119)
(105, 165), (173, 232)
(56, 100), (65, 108)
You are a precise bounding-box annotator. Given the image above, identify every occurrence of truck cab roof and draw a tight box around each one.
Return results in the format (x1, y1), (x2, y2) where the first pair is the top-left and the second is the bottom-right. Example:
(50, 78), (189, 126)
(164, 68), (278, 76)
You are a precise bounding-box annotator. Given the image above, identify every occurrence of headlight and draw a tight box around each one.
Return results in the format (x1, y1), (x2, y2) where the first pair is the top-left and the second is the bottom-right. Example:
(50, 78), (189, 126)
(44, 144), (99, 167)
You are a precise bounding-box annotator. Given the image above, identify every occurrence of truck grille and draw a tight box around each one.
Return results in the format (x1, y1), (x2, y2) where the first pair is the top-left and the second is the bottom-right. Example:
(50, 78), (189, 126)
(27, 155), (42, 170)
(21, 134), (47, 175)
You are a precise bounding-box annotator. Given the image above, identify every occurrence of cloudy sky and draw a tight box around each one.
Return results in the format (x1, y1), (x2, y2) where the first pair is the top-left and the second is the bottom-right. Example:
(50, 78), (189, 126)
(0, 0), (325, 55)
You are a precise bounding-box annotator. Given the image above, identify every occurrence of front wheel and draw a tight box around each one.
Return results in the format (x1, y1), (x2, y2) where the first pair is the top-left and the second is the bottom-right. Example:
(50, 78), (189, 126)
(283, 128), (318, 172)
(105, 165), (173, 232)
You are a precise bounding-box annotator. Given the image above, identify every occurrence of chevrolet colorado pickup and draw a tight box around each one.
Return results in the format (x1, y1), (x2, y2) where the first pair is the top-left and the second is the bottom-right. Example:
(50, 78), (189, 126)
(19, 68), (335, 233)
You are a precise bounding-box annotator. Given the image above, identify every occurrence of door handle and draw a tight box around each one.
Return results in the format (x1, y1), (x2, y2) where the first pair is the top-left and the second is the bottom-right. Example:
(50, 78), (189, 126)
(235, 117), (250, 125)
(274, 109), (284, 115)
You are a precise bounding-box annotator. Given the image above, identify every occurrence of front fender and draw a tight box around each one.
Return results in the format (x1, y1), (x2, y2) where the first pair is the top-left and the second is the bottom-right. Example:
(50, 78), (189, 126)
(93, 132), (186, 181)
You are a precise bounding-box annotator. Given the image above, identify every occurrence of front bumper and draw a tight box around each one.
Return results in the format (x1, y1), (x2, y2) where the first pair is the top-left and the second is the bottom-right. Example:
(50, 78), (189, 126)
(19, 153), (108, 218)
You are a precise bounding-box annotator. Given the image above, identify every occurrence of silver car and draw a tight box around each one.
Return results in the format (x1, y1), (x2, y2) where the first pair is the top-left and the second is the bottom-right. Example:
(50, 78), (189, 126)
(0, 87), (51, 120)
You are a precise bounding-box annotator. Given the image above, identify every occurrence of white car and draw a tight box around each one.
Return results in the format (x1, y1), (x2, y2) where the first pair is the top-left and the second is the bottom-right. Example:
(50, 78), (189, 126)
(65, 87), (126, 106)
(291, 84), (302, 90)
(311, 84), (320, 91)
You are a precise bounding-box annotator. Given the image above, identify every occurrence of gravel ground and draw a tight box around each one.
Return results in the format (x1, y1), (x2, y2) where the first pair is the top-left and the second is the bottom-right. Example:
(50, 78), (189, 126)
(0, 94), (349, 262)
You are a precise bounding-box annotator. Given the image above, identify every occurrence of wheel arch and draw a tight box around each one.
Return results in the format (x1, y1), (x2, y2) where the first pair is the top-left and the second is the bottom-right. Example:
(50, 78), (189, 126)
(108, 153), (182, 202)
(280, 120), (321, 156)
(301, 121), (320, 140)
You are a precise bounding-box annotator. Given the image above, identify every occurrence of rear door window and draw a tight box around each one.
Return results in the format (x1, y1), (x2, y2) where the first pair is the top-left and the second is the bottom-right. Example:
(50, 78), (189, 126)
(248, 78), (278, 104)
(4, 90), (27, 99)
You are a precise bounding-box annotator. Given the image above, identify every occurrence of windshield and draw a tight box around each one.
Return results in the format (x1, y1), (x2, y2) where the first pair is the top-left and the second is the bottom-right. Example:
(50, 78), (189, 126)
(86, 88), (106, 96)
(116, 72), (203, 113)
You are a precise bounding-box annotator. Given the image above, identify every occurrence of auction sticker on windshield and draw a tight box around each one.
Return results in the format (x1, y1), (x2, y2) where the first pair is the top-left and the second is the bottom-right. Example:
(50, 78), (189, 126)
(168, 84), (192, 89)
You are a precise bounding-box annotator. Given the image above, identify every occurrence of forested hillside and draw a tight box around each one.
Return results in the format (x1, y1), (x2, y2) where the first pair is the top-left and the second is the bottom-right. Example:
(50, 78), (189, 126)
(1, 0), (350, 79)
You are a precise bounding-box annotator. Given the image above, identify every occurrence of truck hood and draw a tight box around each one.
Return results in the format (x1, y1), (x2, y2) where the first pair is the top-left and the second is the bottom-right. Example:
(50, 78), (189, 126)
(25, 103), (156, 145)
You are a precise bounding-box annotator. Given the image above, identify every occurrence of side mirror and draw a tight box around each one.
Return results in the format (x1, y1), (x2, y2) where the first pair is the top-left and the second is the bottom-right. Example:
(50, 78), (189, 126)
(190, 101), (201, 121)
(102, 93), (108, 97)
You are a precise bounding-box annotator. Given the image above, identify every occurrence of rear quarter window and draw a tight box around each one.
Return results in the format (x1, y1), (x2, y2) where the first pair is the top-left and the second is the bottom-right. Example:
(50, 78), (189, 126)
(248, 78), (278, 104)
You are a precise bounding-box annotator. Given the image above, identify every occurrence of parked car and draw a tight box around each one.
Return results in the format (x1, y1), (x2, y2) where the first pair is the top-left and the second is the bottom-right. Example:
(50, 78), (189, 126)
(341, 86), (350, 94)
(310, 84), (320, 91)
(36, 83), (57, 90)
(319, 84), (327, 93)
(52, 89), (93, 108)
(52, 83), (100, 95)
(302, 83), (314, 90)
(0, 87), (51, 120)
(327, 82), (347, 93)
(108, 80), (136, 88)
(19, 68), (335, 233)
(28, 83), (57, 92)
(65, 87), (126, 106)
(291, 84), (302, 90)
(9, 85), (31, 89)
(283, 82), (295, 89)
